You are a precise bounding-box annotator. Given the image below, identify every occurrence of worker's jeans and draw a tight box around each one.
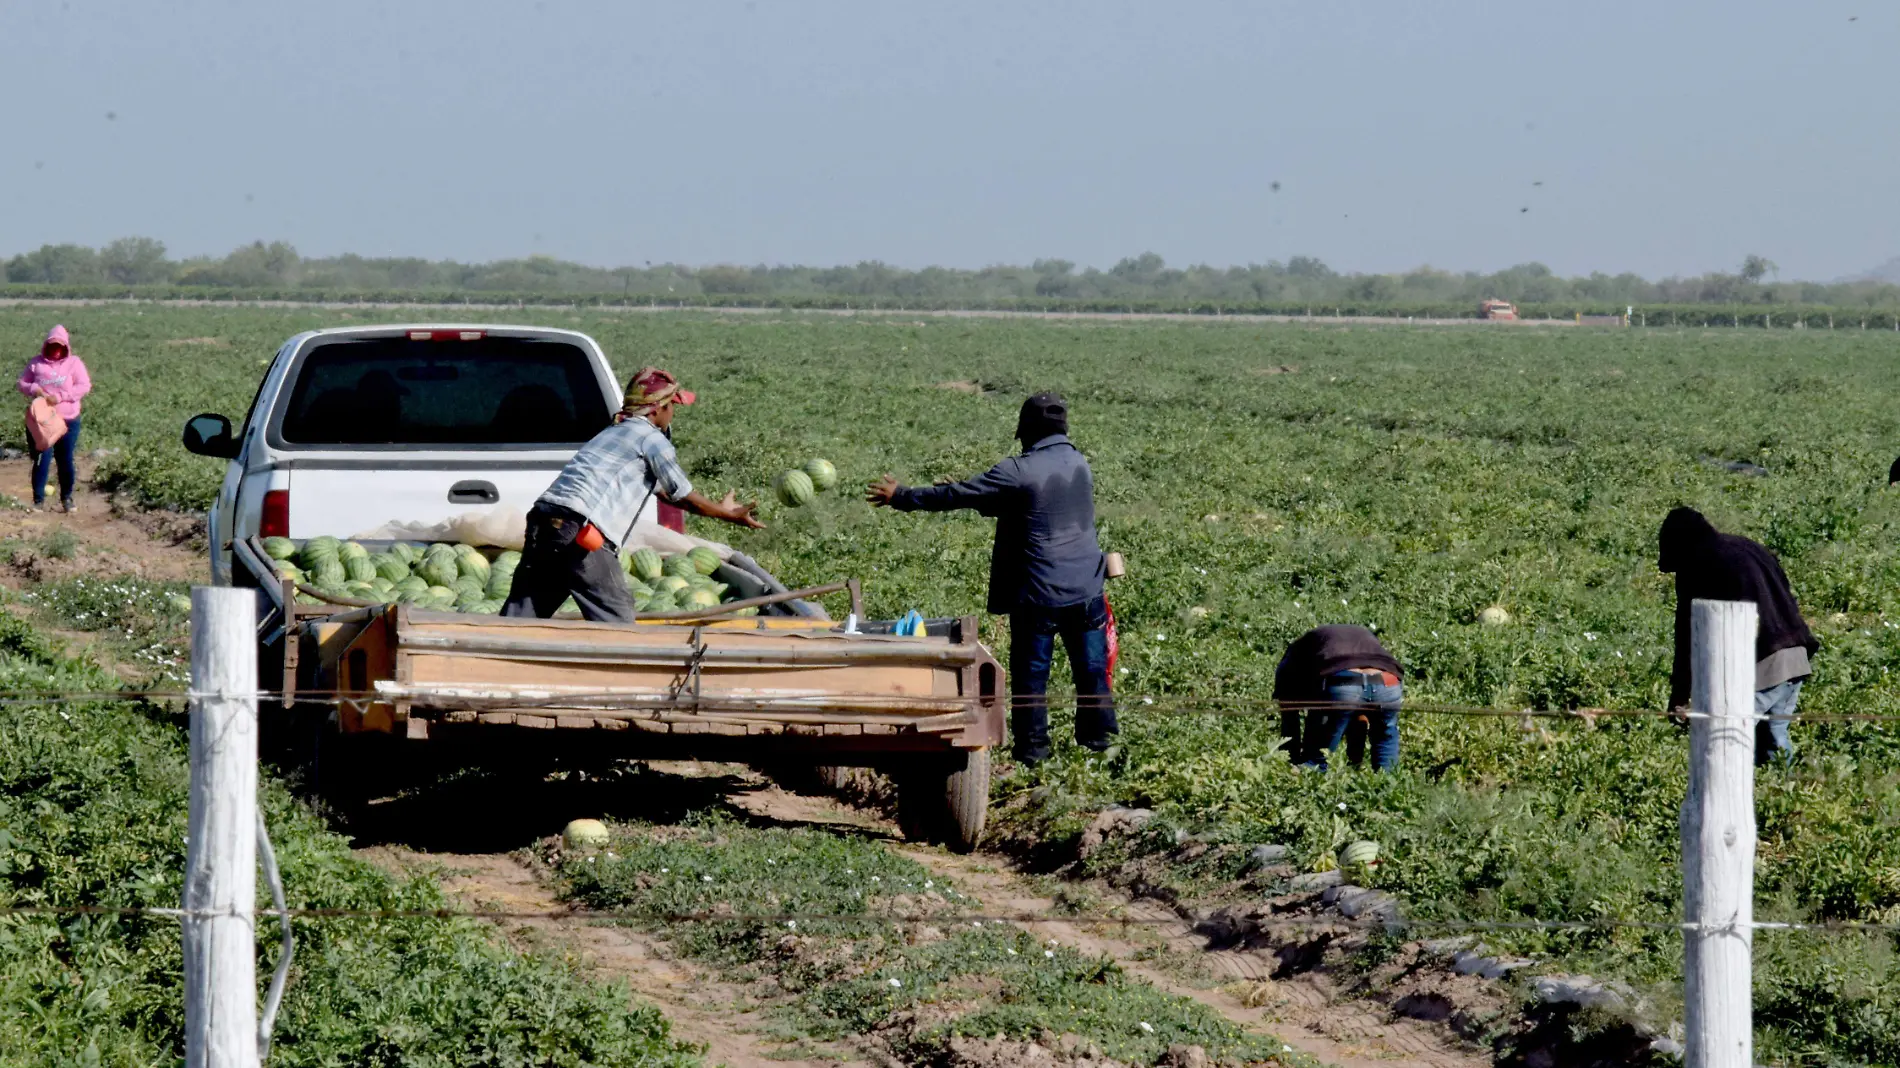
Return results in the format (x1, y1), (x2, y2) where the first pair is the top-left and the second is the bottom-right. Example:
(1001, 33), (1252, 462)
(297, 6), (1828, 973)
(1009, 596), (1117, 764)
(501, 504), (638, 623)
(1300, 673), (1402, 772)
(30, 414), (79, 505)
(1755, 679), (1801, 767)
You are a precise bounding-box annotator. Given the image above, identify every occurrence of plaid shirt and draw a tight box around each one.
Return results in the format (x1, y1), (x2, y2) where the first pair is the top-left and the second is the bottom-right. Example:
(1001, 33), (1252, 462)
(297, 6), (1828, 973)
(538, 417), (693, 545)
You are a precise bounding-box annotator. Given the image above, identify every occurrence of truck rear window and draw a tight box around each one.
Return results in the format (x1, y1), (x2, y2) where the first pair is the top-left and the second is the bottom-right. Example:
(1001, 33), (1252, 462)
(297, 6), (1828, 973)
(277, 337), (613, 446)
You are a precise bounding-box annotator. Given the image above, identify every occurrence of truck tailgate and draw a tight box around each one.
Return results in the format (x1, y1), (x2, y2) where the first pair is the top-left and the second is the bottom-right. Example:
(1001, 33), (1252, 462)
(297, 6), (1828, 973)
(280, 459), (562, 539)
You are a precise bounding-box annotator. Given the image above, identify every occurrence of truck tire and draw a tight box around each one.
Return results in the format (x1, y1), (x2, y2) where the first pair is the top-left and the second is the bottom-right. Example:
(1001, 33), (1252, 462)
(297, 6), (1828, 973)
(815, 765), (851, 792)
(895, 748), (990, 853)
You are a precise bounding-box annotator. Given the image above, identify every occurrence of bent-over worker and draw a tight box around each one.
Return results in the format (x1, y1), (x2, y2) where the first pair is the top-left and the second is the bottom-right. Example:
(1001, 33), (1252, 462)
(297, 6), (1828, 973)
(1658, 507), (1817, 765)
(1275, 625), (1403, 771)
(866, 392), (1115, 765)
(502, 367), (762, 623)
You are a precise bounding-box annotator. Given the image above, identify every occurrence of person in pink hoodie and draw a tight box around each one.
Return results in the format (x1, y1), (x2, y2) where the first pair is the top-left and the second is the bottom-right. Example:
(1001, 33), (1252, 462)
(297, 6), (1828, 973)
(17, 325), (92, 512)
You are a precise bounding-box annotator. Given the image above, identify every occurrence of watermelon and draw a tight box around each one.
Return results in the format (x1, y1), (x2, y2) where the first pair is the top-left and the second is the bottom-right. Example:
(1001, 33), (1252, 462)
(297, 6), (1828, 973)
(454, 588), (487, 610)
(687, 546), (721, 575)
(558, 597), (579, 615)
(452, 542), (481, 559)
(1338, 840), (1380, 870)
(681, 587), (721, 611)
(389, 542), (421, 566)
(656, 575), (690, 596)
(370, 577), (395, 594)
(458, 552), (491, 582)
(492, 549), (521, 571)
(345, 556), (378, 583)
(417, 555), (461, 588)
(629, 548), (663, 583)
(372, 553), (411, 583)
(563, 818), (610, 851)
(485, 573), (515, 600)
(261, 536), (298, 561)
(802, 458), (838, 491)
(1478, 606), (1511, 626)
(477, 599), (505, 614)
(774, 469), (815, 507)
(338, 540), (370, 563)
(662, 553), (697, 580)
(167, 594), (193, 615)
(312, 558), (348, 588)
(299, 536), (341, 571)
(271, 560), (304, 582)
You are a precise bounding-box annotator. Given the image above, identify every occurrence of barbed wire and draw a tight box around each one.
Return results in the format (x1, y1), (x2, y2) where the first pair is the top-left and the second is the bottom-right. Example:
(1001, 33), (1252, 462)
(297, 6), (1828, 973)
(1, 900), (1895, 936)
(0, 687), (1892, 725)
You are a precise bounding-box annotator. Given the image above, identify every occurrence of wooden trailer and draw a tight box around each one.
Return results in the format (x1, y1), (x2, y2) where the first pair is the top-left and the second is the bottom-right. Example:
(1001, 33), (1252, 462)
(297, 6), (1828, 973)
(231, 535), (1004, 850)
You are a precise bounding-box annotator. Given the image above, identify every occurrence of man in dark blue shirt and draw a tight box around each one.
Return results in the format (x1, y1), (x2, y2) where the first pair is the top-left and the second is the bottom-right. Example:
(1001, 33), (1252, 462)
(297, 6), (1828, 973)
(867, 393), (1116, 765)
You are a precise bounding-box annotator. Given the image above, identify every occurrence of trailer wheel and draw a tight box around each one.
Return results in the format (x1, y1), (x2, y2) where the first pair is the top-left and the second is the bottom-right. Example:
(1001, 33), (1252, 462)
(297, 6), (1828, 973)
(815, 765), (851, 792)
(895, 748), (990, 853)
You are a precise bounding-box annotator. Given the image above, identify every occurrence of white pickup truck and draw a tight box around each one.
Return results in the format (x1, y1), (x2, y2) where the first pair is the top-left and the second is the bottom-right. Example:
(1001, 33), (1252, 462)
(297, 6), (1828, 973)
(180, 324), (1003, 851)
(184, 325), (641, 583)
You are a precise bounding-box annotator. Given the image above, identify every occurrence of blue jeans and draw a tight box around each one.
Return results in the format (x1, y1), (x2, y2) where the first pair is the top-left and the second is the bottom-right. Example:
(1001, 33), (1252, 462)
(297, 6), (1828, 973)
(30, 414), (80, 504)
(1300, 673), (1402, 771)
(1009, 596), (1117, 762)
(1755, 679), (1801, 766)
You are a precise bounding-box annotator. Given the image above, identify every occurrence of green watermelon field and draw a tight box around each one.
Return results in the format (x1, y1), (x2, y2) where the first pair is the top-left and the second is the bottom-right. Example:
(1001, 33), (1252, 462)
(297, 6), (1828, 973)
(8, 304), (1900, 1064)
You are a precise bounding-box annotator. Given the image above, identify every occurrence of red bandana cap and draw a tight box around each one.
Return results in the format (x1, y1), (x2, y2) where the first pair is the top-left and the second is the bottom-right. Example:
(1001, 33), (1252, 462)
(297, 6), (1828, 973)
(621, 366), (697, 418)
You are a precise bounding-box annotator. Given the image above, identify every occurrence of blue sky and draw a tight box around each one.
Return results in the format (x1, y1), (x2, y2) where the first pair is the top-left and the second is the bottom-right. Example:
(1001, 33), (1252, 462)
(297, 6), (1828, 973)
(4, 0), (1894, 278)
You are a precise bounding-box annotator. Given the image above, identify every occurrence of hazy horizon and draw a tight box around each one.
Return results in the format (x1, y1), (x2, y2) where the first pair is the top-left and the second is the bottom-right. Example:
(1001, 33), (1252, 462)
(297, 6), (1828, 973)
(5, 1), (1894, 280)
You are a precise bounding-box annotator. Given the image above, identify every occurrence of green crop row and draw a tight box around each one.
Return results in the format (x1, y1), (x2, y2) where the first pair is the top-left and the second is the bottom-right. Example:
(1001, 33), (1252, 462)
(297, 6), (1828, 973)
(0, 606), (699, 1067)
(4, 282), (1899, 328)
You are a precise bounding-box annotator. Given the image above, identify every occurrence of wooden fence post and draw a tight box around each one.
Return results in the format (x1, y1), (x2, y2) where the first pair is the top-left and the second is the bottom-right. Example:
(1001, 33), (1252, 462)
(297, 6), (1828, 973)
(184, 586), (260, 1068)
(1682, 598), (1756, 1068)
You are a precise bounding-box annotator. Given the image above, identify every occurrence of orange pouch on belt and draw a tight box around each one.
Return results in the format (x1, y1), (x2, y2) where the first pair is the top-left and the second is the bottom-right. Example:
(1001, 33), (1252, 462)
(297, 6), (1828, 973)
(575, 522), (606, 552)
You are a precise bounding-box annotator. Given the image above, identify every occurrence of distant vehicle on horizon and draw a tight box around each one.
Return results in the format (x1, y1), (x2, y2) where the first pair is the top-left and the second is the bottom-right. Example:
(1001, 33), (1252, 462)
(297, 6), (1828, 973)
(1478, 299), (1518, 321)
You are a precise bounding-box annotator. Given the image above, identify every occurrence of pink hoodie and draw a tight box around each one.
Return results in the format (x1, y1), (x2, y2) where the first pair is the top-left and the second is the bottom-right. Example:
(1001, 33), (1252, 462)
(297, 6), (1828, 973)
(18, 325), (92, 421)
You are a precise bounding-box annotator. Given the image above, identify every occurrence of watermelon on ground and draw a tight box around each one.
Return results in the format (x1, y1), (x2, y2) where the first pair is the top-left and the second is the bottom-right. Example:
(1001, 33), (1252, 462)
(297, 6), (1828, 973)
(802, 458), (838, 491)
(687, 546), (721, 575)
(774, 469), (815, 507)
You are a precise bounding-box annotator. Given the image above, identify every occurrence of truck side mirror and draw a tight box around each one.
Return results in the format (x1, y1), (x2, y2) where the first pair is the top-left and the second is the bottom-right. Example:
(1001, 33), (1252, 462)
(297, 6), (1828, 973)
(182, 413), (240, 460)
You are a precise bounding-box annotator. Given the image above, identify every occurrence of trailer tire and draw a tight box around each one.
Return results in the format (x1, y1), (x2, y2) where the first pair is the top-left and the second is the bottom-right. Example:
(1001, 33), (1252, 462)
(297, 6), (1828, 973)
(895, 748), (989, 853)
(815, 765), (851, 792)
(938, 747), (990, 854)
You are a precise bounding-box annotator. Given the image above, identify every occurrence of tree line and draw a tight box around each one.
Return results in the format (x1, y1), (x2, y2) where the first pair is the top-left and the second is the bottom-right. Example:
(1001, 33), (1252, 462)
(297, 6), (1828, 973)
(6, 238), (1898, 309)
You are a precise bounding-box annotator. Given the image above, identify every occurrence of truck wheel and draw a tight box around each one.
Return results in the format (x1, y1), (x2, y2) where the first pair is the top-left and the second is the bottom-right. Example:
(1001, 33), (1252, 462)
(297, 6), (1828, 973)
(815, 765), (851, 792)
(895, 748), (990, 853)
(314, 728), (399, 833)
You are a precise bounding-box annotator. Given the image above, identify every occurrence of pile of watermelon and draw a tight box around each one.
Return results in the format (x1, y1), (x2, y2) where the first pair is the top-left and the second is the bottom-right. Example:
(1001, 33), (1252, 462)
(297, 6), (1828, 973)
(259, 537), (750, 616)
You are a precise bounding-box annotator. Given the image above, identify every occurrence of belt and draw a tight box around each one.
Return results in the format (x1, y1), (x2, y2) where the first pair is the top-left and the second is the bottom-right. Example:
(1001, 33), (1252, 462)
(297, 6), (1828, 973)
(1331, 667), (1400, 687)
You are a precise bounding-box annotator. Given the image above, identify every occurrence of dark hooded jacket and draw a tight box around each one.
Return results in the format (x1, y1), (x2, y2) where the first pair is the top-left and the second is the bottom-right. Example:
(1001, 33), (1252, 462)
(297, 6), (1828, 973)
(1659, 507), (1817, 708)
(1272, 625), (1403, 703)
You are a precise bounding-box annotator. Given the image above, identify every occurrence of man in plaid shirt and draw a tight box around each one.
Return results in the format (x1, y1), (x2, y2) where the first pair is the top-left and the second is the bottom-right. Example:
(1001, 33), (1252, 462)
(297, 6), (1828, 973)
(501, 367), (762, 622)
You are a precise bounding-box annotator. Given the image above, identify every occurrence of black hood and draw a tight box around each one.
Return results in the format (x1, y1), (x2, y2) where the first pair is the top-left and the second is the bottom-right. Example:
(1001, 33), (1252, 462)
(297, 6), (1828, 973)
(1658, 506), (1719, 573)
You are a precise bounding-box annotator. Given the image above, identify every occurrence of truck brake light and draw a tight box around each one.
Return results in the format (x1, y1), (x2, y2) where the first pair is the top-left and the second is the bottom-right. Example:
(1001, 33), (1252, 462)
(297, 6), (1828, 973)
(261, 490), (290, 538)
(408, 330), (486, 341)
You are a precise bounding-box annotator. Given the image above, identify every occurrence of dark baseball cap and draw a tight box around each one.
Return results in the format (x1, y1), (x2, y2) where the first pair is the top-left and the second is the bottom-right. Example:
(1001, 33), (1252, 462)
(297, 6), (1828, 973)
(1016, 391), (1069, 441)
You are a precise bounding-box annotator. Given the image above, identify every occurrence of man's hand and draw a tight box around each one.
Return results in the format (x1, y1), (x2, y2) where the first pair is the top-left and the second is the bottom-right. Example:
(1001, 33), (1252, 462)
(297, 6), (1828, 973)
(1669, 704), (1691, 729)
(866, 475), (900, 507)
(681, 489), (765, 530)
